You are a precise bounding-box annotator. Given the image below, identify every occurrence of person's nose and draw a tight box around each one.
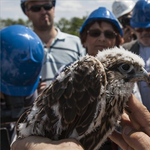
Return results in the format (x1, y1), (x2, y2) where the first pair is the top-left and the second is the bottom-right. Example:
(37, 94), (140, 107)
(40, 7), (47, 13)
(98, 32), (105, 41)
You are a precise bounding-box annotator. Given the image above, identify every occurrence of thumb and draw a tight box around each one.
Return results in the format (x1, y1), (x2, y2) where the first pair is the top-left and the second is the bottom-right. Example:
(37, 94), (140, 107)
(123, 126), (150, 150)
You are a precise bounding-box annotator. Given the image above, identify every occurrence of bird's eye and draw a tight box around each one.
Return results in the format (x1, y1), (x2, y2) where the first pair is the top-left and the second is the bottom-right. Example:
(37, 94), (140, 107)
(118, 63), (134, 73)
(121, 64), (130, 71)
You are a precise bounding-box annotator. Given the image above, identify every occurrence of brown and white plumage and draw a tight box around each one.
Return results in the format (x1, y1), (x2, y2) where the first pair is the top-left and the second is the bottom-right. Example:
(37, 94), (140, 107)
(17, 47), (150, 150)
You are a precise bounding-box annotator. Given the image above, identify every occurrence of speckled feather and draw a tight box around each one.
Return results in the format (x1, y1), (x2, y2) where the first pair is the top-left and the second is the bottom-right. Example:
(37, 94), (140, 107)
(17, 47), (146, 150)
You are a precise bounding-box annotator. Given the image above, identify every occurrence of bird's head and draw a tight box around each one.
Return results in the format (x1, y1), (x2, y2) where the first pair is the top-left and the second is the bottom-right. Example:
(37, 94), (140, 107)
(96, 47), (150, 86)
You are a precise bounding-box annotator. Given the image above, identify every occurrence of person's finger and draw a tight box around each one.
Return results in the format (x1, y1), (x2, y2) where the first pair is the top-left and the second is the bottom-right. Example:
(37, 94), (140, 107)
(40, 83), (47, 90)
(38, 82), (47, 94)
(109, 130), (134, 150)
(120, 113), (130, 125)
(126, 94), (150, 135)
(120, 112), (140, 130)
(122, 126), (150, 150)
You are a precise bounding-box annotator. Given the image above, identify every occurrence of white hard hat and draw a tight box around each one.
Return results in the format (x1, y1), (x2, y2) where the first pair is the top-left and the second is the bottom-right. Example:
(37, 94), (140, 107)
(112, 0), (135, 18)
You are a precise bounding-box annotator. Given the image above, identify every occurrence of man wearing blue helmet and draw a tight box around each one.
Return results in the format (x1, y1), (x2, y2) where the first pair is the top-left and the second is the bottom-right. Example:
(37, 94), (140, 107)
(20, 0), (85, 90)
(11, 0), (85, 149)
(112, 0), (137, 43)
(123, 0), (150, 112)
(0, 25), (44, 150)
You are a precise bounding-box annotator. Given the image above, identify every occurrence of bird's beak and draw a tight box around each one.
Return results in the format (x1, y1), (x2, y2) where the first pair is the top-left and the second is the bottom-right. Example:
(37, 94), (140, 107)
(130, 67), (150, 85)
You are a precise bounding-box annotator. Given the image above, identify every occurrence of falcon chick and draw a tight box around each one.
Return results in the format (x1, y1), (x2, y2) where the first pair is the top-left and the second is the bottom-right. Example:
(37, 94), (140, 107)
(17, 47), (150, 150)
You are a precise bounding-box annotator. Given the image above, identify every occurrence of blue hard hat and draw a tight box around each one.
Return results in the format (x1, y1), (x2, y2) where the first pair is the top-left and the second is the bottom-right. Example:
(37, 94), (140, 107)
(80, 7), (123, 37)
(130, 0), (150, 28)
(0, 25), (44, 96)
(21, 0), (56, 14)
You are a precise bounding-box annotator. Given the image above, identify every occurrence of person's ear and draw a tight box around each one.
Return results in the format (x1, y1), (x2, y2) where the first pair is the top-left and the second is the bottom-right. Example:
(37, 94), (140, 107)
(25, 10), (29, 17)
(25, 10), (31, 20)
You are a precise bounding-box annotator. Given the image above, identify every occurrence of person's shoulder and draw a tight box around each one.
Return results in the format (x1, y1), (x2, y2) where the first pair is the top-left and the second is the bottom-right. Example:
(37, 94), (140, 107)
(60, 31), (80, 41)
(122, 40), (138, 50)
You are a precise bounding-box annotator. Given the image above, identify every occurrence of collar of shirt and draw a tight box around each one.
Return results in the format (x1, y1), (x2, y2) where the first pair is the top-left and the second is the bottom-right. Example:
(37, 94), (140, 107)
(43, 27), (65, 48)
(55, 27), (66, 40)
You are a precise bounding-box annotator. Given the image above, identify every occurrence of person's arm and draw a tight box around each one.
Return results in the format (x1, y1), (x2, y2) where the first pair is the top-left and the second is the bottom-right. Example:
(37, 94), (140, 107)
(110, 94), (150, 150)
(11, 136), (84, 150)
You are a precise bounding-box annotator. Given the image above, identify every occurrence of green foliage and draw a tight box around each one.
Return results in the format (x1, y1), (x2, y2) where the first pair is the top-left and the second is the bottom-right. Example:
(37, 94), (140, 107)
(0, 18), (32, 29)
(0, 16), (87, 36)
(55, 16), (87, 36)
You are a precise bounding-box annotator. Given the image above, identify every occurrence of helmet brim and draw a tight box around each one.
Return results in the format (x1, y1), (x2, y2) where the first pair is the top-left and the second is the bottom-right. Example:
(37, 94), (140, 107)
(1, 76), (40, 96)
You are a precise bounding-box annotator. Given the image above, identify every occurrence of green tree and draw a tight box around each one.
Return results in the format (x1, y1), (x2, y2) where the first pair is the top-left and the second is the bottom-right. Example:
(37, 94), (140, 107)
(69, 16), (87, 36)
(55, 16), (87, 36)
(0, 16), (87, 36)
(55, 18), (70, 33)
(0, 18), (32, 29)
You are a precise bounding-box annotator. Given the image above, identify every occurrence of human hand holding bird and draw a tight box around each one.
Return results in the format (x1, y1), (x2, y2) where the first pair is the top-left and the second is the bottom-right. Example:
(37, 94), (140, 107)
(16, 47), (150, 150)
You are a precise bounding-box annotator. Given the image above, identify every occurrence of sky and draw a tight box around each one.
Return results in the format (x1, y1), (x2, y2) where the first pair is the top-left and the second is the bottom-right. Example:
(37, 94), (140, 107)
(1, 0), (138, 22)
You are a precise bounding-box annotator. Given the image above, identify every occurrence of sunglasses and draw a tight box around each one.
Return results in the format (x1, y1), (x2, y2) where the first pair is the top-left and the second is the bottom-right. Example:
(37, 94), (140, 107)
(87, 29), (117, 39)
(119, 16), (130, 28)
(135, 27), (150, 33)
(27, 3), (53, 12)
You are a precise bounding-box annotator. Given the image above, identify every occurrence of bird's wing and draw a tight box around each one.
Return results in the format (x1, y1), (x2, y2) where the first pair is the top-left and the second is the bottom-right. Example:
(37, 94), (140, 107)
(17, 55), (107, 139)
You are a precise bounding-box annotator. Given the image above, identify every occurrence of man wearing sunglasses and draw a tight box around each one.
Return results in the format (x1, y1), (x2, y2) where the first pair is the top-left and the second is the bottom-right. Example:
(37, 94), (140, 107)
(11, 0), (85, 149)
(20, 0), (85, 92)
(112, 0), (137, 44)
(123, 0), (150, 111)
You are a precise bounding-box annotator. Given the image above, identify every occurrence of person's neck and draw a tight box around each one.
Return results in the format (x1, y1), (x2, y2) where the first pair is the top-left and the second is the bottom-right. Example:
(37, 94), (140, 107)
(34, 26), (57, 48)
